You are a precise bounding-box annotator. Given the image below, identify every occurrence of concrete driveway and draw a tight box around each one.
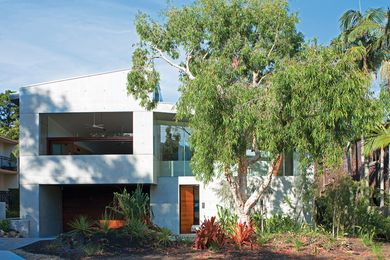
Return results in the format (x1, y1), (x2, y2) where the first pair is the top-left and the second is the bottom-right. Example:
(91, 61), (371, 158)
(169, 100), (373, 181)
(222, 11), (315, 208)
(0, 237), (54, 250)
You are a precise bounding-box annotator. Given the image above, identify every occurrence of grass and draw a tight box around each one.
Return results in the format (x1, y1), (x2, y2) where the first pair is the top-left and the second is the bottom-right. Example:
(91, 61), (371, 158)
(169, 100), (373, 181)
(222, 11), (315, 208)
(293, 238), (304, 251)
(83, 243), (104, 256)
(371, 243), (383, 259)
(256, 232), (274, 246)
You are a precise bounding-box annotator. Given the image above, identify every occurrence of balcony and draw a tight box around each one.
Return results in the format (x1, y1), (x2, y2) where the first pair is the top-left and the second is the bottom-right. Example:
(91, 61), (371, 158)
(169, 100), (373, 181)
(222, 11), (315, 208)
(40, 112), (133, 156)
(159, 161), (192, 177)
(0, 156), (17, 172)
(21, 154), (154, 185)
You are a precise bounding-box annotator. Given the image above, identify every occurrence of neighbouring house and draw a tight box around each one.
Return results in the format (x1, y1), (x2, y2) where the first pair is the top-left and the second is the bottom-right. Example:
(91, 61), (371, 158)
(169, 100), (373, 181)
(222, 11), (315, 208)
(19, 69), (308, 237)
(0, 135), (18, 206)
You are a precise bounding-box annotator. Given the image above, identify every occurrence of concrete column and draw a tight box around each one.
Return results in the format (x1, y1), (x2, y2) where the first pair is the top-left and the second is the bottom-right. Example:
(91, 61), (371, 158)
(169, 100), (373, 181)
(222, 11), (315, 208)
(20, 184), (40, 237)
(133, 111), (153, 155)
(150, 177), (179, 234)
(39, 185), (62, 237)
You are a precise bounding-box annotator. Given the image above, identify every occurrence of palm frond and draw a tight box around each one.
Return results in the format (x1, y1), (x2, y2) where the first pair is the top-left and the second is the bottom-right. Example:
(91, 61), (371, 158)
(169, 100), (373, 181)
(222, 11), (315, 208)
(340, 9), (363, 32)
(364, 123), (390, 155)
(365, 8), (386, 25)
(347, 45), (367, 61)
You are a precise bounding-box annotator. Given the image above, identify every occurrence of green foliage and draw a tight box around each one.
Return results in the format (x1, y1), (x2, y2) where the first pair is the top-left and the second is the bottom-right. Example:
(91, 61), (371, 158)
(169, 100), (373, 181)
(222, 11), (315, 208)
(0, 90), (18, 140)
(259, 214), (300, 234)
(194, 217), (226, 250)
(128, 0), (303, 183)
(338, 7), (389, 74)
(292, 237), (304, 251)
(256, 232), (273, 246)
(125, 218), (149, 241)
(216, 205), (237, 236)
(97, 219), (111, 235)
(68, 216), (94, 237)
(82, 243), (103, 256)
(0, 219), (11, 232)
(108, 186), (150, 224)
(315, 177), (390, 240)
(156, 227), (173, 247)
(128, 0), (382, 222)
(271, 45), (379, 166)
(364, 123), (390, 154)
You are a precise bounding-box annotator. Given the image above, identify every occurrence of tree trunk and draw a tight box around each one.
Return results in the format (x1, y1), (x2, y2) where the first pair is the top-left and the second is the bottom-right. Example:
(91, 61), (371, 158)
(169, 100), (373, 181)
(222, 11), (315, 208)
(225, 155), (280, 225)
(380, 147), (385, 208)
(347, 143), (352, 176)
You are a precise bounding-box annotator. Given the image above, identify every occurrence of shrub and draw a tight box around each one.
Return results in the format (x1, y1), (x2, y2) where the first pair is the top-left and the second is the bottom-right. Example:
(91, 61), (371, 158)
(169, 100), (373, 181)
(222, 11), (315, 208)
(0, 219), (11, 232)
(315, 177), (390, 240)
(264, 214), (300, 234)
(108, 186), (151, 225)
(98, 219), (111, 235)
(230, 222), (254, 248)
(125, 218), (149, 241)
(68, 215), (94, 237)
(194, 217), (226, 250)
(83, 243), (103, 256)
(156, 227), (173, 247)
(217, 205), (237, 236)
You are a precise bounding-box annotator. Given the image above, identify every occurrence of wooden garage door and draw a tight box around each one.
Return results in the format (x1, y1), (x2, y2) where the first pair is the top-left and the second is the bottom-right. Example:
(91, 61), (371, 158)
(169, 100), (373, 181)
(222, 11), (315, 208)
(180, 186), (194, 234)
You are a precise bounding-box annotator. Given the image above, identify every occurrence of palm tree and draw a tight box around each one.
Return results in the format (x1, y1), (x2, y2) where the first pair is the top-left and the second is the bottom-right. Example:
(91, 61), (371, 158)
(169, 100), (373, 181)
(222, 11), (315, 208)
(364, 123), (390, 208)
(339, 8), (387, 74)
(340, 7), (390, 207)
(379, 8), (390, 89)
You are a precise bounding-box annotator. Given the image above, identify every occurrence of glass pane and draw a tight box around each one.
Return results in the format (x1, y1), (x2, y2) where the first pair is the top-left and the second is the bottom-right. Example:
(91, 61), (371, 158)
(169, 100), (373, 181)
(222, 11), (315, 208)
(51, 144), (62, 155)
(284, 151), (294, 176)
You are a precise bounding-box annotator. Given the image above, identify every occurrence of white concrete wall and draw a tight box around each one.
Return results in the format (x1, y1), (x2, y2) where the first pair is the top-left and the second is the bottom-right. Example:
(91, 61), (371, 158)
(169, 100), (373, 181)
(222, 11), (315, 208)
(151, 175), (309, 235)
(20, 155), (154, 185)
(19, 70), (169, 236)
(39, 186), (62, 237)
(150, 177), (179, 234)
(20, 184), (39, 237)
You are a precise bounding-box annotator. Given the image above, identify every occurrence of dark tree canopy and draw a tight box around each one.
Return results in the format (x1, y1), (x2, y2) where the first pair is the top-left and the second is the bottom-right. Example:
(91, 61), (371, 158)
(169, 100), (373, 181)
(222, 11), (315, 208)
(0, 90), (19, 140)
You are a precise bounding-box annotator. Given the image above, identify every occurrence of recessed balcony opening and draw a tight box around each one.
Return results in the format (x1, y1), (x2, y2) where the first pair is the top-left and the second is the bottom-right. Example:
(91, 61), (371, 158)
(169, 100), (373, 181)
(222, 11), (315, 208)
(40, 112), (133, 155)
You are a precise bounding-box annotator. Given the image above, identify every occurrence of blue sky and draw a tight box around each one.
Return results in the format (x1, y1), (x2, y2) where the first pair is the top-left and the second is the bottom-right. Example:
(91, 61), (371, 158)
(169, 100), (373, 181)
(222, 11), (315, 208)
(0, 0), (388, 101)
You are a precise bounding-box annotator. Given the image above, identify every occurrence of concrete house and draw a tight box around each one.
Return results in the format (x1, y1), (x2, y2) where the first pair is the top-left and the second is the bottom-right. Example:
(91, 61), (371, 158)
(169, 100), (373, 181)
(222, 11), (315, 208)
(19, 69), (306, 237)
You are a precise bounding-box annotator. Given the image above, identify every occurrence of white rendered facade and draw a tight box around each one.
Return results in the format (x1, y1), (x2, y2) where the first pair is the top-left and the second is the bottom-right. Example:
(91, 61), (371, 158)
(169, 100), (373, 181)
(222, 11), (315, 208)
(19, 70), (308, 237)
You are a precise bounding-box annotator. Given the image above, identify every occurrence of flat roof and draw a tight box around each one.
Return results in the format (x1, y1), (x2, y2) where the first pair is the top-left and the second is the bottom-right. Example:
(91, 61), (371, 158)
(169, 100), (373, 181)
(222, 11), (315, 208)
(21, 68), (130, 89)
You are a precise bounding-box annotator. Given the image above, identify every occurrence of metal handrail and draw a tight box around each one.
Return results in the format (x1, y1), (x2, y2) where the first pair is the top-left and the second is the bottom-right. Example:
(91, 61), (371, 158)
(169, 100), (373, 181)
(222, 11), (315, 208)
(0, 156), (17, 171)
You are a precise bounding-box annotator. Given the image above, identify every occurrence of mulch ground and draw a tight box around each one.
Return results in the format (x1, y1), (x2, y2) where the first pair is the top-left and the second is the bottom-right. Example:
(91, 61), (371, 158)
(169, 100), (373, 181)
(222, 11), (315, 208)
(16, 233), (390, 259)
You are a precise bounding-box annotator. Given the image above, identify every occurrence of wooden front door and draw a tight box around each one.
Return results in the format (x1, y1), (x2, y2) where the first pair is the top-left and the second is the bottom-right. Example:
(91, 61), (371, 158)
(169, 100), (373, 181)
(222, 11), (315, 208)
(180, 185), (195, 233)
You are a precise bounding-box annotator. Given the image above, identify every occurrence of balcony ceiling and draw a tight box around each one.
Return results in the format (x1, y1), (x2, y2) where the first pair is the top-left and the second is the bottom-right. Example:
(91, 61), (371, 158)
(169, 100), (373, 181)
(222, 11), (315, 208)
(47, 112), (132, 137)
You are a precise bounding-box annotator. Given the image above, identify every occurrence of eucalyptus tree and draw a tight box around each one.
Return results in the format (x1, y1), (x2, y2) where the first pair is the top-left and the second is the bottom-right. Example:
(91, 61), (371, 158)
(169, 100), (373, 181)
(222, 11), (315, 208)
(127, 0), (376, 222)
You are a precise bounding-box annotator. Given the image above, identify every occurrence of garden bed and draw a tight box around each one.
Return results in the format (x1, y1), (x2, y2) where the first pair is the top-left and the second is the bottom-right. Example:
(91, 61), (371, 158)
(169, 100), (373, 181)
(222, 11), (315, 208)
(18, 232), (390, 259)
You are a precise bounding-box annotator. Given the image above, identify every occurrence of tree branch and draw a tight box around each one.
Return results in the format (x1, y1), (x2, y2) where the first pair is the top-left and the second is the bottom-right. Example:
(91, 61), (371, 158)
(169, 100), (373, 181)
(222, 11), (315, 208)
(152, 46), (195, 80)
(243, 154), (280, 214)
(267, 24), (281, 59)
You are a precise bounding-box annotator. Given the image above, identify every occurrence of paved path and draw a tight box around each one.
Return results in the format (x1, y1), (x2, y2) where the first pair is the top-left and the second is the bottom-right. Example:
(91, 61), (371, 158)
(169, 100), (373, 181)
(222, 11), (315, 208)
(0, 250), (25, 260)
(0, 237), (54, 250)
(0, 237), (56, 260)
